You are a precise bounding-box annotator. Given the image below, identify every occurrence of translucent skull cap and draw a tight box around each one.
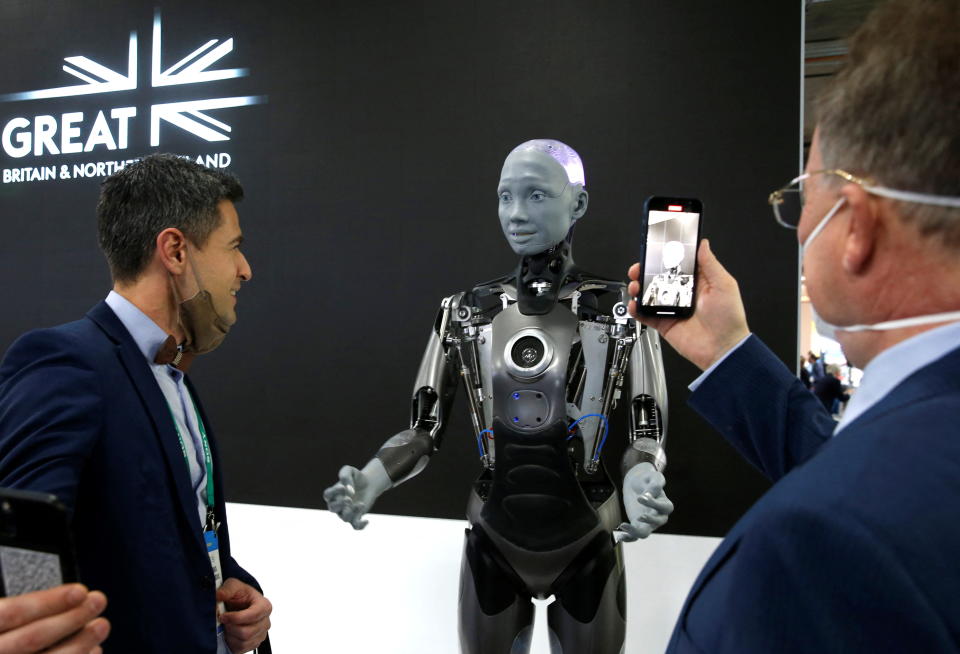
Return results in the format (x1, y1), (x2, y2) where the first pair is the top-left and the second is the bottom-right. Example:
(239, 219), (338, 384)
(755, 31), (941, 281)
(509, 139), (586, 187)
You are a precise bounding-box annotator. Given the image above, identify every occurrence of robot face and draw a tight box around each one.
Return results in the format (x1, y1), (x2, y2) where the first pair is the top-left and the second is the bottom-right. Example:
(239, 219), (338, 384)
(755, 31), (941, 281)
(497, 149), (586, 256)
(662, 240), (685, 270)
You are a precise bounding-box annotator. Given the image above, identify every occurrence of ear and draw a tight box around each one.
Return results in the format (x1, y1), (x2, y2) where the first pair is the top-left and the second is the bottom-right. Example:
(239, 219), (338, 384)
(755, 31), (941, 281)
(839, 183), (877, 275)
(571, 187), (589, 221)
(156, 228), (189, 275)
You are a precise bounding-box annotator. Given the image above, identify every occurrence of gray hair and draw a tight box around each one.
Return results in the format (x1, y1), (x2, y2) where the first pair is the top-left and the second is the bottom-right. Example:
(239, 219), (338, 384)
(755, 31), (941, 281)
(815, 0), (959, 248)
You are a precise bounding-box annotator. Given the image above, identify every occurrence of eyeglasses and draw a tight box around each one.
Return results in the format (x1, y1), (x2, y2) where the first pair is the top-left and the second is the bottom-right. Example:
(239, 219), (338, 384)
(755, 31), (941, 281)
(768, 169), (872, 229)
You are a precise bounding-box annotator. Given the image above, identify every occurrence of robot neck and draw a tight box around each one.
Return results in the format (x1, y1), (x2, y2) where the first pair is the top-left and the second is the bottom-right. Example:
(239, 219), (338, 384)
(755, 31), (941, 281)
(514, 231), (576, 316)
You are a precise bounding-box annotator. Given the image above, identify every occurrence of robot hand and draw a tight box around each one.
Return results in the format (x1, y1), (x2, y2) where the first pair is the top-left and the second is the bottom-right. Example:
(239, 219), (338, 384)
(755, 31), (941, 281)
(323, 463), (385, 530)
(616, 462), (674, 543)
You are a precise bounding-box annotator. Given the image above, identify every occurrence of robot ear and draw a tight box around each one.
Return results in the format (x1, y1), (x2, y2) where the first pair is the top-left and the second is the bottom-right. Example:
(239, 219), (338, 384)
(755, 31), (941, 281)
(571, 187), (589, 220)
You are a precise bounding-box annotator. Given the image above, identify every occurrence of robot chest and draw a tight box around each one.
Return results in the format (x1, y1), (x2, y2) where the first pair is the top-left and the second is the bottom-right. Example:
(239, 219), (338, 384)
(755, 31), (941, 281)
(483, 303), (578, 434)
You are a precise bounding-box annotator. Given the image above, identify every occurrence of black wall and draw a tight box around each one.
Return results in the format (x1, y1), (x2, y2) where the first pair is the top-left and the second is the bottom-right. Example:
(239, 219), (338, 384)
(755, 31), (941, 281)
(0, 0), (800, 537)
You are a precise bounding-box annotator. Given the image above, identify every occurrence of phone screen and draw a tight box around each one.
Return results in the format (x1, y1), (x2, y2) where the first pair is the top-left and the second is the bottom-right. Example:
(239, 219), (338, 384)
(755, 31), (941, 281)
(638, 197), (702, 318)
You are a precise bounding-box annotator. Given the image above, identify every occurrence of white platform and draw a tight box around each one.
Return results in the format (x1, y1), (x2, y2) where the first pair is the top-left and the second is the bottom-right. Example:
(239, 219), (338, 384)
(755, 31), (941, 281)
(226, 503), (720, 654)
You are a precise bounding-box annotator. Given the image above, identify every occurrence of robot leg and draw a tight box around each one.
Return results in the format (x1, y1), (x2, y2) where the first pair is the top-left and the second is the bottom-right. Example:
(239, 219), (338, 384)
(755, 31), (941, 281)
(546, 532), (626, 654)
(459, 526), (535, 654)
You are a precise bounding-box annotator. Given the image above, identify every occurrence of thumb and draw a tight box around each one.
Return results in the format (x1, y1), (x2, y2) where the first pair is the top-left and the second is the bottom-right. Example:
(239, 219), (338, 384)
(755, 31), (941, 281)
(217, 578), (250, 604)
(337, 465), (360, 488)
(697, 239), (734, 288)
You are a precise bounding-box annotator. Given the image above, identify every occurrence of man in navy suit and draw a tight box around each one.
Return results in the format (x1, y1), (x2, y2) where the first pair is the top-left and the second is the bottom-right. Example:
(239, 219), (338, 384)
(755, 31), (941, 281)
(628, 0), (960, 651)
(0, 155), (272, 653)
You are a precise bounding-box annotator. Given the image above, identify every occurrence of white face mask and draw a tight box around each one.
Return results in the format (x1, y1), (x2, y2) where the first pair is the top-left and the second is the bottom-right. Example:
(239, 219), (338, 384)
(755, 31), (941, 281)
(802, 186), (960, 337)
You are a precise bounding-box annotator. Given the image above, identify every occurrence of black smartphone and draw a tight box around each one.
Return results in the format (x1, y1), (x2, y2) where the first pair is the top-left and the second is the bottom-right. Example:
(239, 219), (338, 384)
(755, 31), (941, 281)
(636, 196), (703, 318)
(0, 488), (78, 597)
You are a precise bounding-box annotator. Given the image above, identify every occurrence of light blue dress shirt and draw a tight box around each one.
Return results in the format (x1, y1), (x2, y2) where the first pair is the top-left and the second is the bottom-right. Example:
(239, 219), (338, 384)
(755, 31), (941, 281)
(104, 291), (210, 526)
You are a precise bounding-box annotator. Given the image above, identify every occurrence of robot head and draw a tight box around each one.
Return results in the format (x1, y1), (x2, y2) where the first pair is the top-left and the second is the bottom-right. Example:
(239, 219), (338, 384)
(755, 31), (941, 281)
(497, 139), (589, 256)
(662, 240), (685, 271)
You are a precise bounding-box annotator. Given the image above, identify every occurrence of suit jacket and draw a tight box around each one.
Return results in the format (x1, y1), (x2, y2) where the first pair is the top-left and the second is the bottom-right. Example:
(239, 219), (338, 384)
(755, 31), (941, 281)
(667, 335), (960, 653)
(0, 302), (270, 654)
(813, 374), (848, 411)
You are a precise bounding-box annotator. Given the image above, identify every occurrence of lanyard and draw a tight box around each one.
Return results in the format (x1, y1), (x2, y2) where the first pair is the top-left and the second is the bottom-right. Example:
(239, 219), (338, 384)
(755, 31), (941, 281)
(165, 393), (216, 530)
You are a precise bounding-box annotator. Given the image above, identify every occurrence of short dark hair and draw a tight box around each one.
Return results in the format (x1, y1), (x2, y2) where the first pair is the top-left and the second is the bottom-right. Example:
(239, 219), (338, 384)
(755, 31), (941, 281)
(815, 0), (959, 247)
(97, 153), (244, 283)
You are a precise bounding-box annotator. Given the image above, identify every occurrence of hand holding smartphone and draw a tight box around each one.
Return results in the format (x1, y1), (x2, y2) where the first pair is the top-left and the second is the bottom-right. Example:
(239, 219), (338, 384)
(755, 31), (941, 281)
(636, 196), (703, 319)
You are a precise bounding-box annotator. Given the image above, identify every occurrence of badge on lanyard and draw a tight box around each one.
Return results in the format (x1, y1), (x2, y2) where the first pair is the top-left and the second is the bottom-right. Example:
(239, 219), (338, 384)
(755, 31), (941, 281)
(166, 396), (225, 634)
(205, 513), (227, 633)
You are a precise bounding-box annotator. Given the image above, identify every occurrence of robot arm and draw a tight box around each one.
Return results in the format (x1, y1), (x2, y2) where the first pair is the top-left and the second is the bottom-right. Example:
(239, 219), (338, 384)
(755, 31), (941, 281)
(323, 295), (460, 529)
(617, 316), (674, 542)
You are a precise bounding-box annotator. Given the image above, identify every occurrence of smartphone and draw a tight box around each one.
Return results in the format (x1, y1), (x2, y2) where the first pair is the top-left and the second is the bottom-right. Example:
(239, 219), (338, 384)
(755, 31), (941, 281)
(636, 196), (703, 318)
(0, 488), (78, 597)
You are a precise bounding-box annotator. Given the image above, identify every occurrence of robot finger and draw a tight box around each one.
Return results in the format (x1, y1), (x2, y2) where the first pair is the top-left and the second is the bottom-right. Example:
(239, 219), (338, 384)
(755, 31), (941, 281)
(637, 492), (674, 516)
(638, 509), (668, 529)
(337, 465), (360, 487)
(626, 520), (654, 540)
(614, 523), (638, 543)
(322, 484), (350, 503)
(351, 515), (369, 530)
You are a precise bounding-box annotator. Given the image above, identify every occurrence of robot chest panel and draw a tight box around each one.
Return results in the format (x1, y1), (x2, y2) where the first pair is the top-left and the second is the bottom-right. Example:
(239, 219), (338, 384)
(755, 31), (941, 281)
(486, 303), (578, 434)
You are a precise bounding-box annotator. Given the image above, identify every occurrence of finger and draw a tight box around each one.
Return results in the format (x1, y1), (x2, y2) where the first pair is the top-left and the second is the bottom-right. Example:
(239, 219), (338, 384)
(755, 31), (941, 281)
(338, 502), (361, 525)
(627, 280), (640, 298)
(325, 495), (353, 514)
(322, 484), (350, 503)
(697, 239), (733, 287)
(637, 493), (674, 515)
(225, 628), (268, 654)
(351, 515), (369, 530)
(0, 592), (107, 654)
(0, 585), (89, 632)
(636, 508), (669, 530)
(625, 520), (653, 539)
(614, 523), (640, 543)
(216, 578), (249, 600)
(221, 604), (270, 627)
(221, 612), (270, 636)
(337, 465), (359, 488)
(221, 618), (269, 651)
(226, 634), (267, 654)
(46, 617), (110, 654)
(217, 579), (260, 613)
(627, 262), (641, 282)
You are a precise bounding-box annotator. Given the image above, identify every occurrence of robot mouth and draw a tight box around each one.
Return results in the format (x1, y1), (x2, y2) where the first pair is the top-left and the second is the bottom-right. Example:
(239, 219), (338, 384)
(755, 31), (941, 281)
(511, 231), (536, 238)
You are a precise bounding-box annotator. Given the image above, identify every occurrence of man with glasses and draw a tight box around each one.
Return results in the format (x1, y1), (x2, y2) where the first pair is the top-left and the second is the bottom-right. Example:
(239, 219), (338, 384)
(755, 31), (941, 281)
(627, 0), (960, 651)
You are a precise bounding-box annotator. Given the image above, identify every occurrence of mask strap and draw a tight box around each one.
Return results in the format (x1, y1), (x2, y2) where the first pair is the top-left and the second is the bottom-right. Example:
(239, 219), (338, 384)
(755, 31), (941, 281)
(178, 242), (206, 302)
(864, 185), (960, 208)
(838, 311), (960, 333)
(802, 197), (846, 249)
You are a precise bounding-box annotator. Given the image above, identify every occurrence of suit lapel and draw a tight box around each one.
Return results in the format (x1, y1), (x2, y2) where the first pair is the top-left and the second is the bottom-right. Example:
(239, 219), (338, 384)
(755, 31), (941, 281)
(86, 302), (206, 552)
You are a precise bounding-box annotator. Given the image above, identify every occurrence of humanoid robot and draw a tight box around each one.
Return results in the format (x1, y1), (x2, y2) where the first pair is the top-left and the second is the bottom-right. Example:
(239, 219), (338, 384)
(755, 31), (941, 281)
(641, 240), (693, 307)
(324, 140), (673, 653)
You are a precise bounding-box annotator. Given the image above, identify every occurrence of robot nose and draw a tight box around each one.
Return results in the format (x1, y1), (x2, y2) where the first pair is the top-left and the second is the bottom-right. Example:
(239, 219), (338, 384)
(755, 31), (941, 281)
(506, 201), (527, 221)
